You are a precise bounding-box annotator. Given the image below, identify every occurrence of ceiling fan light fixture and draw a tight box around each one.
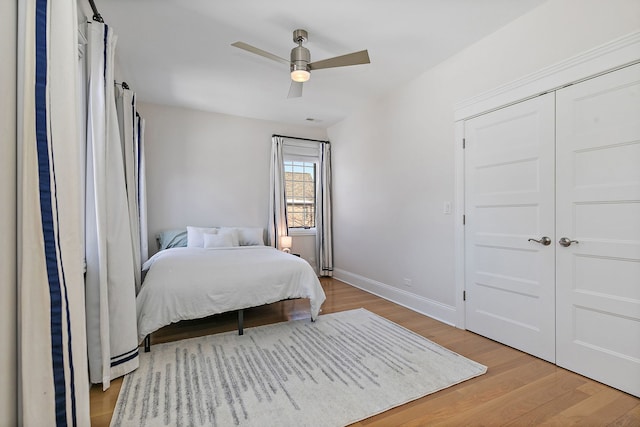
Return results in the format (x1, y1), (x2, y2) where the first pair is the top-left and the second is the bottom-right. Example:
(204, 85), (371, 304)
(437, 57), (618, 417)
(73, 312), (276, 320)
(291, 69), (310, 82)
(290, 44), (311, 82)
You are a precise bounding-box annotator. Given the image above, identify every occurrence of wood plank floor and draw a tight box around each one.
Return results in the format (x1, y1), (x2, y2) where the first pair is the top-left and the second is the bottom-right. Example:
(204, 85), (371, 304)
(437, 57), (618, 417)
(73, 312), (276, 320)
(90, 278), (640, 426)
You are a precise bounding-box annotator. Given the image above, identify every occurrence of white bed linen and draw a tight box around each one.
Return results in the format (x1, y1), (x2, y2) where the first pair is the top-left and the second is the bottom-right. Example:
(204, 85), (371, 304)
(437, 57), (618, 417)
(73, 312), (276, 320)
(136, 246), (326, 342)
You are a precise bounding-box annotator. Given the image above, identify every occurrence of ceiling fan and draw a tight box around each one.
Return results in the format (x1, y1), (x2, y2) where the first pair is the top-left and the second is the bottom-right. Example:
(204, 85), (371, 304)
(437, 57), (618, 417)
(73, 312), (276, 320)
(232, 29), (370, 98)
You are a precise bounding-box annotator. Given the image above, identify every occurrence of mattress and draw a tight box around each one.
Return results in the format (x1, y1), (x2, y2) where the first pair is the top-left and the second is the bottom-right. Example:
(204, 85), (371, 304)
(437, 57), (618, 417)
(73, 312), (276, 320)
(136, 246), (326, 342)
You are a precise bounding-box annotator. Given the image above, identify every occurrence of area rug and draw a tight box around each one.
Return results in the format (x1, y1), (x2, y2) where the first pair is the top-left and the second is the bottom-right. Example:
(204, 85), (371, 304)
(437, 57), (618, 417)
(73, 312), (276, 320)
(110, 308), (486, 427)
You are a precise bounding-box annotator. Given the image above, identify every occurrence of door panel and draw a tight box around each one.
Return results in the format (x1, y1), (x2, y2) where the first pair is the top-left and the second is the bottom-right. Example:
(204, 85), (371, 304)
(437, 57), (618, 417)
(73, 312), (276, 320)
(556, 63), (640, 397)
(465, 93), (556, 362)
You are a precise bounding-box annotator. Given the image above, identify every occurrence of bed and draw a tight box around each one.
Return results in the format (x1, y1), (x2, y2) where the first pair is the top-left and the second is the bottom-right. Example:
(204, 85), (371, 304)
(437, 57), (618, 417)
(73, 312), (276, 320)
(136, 244), (326, 348)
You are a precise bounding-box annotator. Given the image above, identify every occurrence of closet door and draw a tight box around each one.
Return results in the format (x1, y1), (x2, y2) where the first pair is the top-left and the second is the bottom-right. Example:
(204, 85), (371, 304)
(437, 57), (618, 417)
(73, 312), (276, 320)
(464, 93), (556, 362)
(556, 63), (640, 397)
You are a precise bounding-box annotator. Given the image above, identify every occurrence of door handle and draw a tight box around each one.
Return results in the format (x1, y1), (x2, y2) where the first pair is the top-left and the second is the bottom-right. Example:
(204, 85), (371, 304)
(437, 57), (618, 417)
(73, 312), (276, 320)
(559, 237), (579, 247)
(528, 236), (551, 246)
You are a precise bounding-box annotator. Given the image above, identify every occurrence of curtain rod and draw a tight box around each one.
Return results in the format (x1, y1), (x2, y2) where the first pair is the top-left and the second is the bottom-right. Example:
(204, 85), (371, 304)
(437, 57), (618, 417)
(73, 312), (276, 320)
(88, 0), (104, 23)
(272, 134), (330, 144)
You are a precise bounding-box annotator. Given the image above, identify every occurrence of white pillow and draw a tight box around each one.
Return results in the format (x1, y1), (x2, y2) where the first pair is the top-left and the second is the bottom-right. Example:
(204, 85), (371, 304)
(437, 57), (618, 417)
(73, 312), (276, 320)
(186, 226), (218, 248)
(203, 232), (234, 248)
(221, 227), (264, 246)
(217, 228), (240, 247)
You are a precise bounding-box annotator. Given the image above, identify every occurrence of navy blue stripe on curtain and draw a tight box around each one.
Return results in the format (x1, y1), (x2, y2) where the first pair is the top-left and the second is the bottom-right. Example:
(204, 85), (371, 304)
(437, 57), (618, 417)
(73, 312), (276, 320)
(34, 0), (77, 425)
(111, 348), (139, 367)
(103, 24), (108, 81)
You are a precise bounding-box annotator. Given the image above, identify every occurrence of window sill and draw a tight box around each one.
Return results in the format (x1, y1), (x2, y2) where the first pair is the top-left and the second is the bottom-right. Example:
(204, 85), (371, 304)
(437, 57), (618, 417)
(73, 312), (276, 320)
(288, 228), (317, 237)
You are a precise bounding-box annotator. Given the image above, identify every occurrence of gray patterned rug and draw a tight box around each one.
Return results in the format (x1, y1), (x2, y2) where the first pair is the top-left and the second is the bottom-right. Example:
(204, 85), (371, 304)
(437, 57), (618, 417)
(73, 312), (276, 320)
(110, 308), (486, 427)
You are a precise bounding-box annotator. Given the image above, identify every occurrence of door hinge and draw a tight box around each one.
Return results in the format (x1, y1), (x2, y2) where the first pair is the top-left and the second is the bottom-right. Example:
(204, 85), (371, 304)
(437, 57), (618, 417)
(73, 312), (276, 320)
(462, 138), (466, 149)
(463, 290), (466, 301)
(463, 214), (466, 225)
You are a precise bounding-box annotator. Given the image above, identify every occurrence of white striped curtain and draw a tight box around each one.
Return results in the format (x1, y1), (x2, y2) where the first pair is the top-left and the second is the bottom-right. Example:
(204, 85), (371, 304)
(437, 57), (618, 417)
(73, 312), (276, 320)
(116, 86), (148, 291)
(85, 21), (139, 388)
(17, 0), (91, 425)
(316, 142), (334, 277)
(268, 136), (289, 248)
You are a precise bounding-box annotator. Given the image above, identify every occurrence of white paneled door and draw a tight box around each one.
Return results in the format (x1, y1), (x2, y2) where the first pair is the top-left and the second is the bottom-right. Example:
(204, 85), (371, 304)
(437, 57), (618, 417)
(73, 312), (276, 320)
(465, 63), (640, 396)
(464, 93), (556, 362)
(555, 63), (640, 397)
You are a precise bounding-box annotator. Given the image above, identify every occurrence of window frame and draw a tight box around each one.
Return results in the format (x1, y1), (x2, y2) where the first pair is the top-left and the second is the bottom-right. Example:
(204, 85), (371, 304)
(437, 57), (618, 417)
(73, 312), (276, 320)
(283, 157), (318, 235)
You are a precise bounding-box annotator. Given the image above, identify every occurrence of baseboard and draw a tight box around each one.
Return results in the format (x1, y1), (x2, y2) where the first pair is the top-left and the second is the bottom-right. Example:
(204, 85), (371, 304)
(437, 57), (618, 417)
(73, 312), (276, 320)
(334, 268), (457, 326)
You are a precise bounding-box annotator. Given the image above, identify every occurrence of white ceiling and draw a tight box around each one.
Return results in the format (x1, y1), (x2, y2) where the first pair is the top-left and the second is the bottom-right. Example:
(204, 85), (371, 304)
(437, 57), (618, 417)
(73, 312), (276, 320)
(96, 0), (547, 127)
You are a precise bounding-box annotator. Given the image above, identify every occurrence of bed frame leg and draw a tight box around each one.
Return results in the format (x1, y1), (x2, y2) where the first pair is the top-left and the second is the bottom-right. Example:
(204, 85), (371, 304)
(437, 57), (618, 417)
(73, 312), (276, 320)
(238, 309), (244, 335)
(144, 335), (151, 352)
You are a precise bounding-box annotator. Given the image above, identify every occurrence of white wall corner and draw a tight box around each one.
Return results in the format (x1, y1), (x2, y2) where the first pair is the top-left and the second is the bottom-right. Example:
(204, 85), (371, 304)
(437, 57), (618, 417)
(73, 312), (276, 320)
(334, 269), (457, 326)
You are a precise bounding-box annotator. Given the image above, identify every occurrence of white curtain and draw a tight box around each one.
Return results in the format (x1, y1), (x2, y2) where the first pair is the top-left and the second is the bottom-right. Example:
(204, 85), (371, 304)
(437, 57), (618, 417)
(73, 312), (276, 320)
(85, 21), (139, 389)
(116, 86), (147, 291)
(17, 0), (90, 424)
(316, 142), (334, 276)
(268, 136), (289, 248)
(138, 114), (149, 264)
(270, 136), (333, 275)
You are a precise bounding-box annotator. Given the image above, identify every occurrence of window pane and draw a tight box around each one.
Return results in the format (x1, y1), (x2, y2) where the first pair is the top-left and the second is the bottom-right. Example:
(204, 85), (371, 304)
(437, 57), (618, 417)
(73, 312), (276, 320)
(284, 160), (316, 228)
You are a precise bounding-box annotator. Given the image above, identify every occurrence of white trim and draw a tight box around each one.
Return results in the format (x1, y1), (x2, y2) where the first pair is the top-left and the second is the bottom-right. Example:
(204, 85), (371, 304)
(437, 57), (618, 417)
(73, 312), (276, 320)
(334, 268), (456, 326)
(288, 227), (316, 236)
(453, 30), (640, 333)
(454, 31), (640, 121)
(453, 121), (466, 329)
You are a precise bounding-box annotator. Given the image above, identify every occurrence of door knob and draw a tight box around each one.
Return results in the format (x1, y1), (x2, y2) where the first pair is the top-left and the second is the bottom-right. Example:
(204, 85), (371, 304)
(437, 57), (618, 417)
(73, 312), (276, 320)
(528, 236), (551, 246)
(559, 237), (579, 247)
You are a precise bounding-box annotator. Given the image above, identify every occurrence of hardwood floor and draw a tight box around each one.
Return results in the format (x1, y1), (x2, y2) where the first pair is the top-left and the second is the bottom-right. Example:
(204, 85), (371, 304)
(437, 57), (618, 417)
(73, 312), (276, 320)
(90, 278), (640, 426)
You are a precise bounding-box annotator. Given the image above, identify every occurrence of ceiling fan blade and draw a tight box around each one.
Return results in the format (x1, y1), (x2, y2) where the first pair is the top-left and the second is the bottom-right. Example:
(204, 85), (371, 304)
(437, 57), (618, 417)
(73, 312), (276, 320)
(231, 41), (290, 66)
(308, 49), (370, 70)
(288, 81), (303, 98)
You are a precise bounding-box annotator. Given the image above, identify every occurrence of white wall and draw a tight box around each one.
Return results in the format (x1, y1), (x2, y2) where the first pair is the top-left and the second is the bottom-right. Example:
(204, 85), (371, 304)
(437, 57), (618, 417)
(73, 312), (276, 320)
(328, 0), (640, 324)
(139, 102), (327, 266)
(0, 0), (17, 424)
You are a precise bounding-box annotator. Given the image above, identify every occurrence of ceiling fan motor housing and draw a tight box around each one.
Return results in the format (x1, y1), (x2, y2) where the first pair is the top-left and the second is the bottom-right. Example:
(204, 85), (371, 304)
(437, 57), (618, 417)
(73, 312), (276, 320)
(291, 45), (311, 73)
(291, 29), (310, 73)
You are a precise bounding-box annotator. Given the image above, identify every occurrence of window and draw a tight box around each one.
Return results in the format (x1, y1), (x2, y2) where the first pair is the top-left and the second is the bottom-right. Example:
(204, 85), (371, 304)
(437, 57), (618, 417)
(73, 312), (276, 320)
(284, 160), (316, 229)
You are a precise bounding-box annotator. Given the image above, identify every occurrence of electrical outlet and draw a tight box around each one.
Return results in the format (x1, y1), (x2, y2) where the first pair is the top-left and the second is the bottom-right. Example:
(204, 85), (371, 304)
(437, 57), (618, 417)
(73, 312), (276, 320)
(403, 278), (412, 287)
